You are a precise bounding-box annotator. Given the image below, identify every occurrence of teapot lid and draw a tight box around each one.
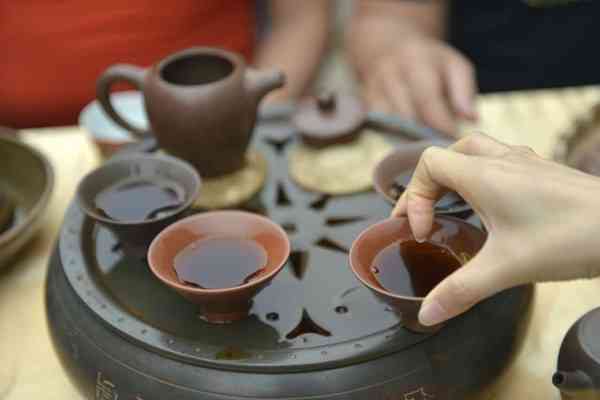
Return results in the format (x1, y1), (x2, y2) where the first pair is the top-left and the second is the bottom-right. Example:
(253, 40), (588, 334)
(292, 91), (366, 148)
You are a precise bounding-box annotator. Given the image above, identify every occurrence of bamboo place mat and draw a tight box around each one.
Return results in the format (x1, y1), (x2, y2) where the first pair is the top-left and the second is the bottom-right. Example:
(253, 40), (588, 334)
(461, 86), (600, 158)
(2, 87), (600, 400)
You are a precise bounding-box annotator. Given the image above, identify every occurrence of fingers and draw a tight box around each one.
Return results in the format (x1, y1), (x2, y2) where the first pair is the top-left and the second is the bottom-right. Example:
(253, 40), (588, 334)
(450, 133), (511, 157)
(380, 66), (417, 120)
(391, 133), (508, 210)
(365, 62), (417, 120)
(392, 146), (476, 240)
(364, 81), (392, 114)
(392, 191), (408, 218)
(363, 56), (460, 136)
(418, 246), (515, 326)
(407, 64), (457, 135)
(443, 52), (478, 121)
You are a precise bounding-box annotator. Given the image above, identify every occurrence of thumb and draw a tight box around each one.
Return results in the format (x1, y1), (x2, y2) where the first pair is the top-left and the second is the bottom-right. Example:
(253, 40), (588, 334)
(418, 245), (515, 326)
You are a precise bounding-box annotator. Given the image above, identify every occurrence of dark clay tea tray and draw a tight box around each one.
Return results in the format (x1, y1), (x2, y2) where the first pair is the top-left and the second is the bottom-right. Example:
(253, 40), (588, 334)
(47, 109), (533, 399)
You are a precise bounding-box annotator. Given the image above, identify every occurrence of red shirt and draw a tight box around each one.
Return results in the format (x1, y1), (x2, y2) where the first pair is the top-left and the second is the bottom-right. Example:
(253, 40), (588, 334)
(0, 1), (255, 128)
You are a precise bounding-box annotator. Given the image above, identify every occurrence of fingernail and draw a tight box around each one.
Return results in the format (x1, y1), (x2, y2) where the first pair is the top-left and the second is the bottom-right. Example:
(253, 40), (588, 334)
(419, 299), (447, 326)
(415, 236), (426, 243)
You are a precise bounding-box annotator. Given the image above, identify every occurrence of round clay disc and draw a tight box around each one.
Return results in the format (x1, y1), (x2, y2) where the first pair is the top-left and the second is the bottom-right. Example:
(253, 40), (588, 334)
(288, 131), (394, 195)
(192, 150), (267, 210)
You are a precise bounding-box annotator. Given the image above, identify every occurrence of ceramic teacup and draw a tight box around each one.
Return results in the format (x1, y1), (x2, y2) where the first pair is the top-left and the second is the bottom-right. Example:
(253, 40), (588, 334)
(372, 140), (472, 218)
(147, 211), (290, 324)
(349, 216), (486, 333)
(77, 154), (201, 257)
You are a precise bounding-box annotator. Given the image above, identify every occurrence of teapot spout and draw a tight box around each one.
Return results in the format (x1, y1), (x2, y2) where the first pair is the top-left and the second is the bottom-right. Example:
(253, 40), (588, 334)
(553, 370), (593, 394)
(245, 68), (286, 107)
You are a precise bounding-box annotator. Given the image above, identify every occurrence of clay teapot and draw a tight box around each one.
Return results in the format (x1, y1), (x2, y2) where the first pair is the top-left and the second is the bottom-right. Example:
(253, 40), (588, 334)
(554, 307), (600, 399)
(97, 47), (285, 177)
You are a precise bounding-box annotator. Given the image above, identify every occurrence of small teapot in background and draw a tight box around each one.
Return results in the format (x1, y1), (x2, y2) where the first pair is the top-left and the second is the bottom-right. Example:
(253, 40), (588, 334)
(554, 307), (600, 400)
(97, 47), (285, 178)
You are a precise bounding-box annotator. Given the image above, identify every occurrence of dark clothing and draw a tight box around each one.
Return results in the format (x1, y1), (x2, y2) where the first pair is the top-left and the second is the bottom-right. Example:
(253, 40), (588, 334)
(449, 1), (600, 93)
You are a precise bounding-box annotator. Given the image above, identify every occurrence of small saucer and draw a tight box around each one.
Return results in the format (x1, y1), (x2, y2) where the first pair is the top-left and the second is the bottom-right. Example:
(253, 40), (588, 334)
(79, 90), (148, 158)
(289, 131), (394, 195)
(192, 150), (267, 210)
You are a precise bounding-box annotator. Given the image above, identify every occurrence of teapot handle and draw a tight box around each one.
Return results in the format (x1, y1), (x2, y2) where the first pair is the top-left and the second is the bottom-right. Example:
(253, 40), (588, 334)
(96, 65), (152, 139)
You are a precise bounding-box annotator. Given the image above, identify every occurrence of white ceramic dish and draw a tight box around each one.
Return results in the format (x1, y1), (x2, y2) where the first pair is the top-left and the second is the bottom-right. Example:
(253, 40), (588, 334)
(79, 91), (149, 157)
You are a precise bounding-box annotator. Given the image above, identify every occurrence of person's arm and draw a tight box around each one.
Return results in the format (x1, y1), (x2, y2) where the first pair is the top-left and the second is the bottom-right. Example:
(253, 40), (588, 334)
(347, 0), (477, 135)
(255, 0), (331, 102)
(392, 134), (600, 326)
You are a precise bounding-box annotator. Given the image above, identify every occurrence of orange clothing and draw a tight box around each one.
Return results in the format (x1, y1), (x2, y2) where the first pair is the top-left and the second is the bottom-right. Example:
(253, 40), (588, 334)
(0, 1), (255, 128)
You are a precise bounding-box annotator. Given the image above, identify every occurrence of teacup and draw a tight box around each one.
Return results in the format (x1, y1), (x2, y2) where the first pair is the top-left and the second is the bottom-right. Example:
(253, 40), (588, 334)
(77, 154), (201, 257)
(349, 216), (486, 333)
(147, 211), (290, 324)
(372, 140), (472, 218)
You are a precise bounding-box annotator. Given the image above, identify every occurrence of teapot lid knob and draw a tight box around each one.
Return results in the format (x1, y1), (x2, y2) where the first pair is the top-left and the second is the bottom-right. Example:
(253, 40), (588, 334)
(317, 91), (336, 113)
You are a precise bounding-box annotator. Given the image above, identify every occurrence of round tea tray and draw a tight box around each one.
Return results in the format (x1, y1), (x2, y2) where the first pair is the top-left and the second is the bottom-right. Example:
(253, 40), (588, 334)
(47, 110), (533, 399)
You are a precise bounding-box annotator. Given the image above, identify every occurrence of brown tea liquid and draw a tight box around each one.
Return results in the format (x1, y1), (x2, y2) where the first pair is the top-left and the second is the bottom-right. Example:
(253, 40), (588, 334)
(389, 171), (465, 210)
(371, 240), (462, 297)
(174, 237), (267, 289)
(95, 179), (183, 222)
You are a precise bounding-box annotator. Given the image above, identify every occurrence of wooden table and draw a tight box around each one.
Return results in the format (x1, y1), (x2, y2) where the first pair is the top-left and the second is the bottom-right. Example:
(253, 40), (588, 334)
(2, 87), (600, 400)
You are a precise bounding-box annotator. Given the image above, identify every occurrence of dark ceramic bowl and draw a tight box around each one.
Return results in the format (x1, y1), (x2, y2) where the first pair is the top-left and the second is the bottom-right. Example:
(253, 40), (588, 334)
(0, 131), (54, 268)
(147, 211), (291, 324)
(349, 216), (486, 333)
(373, 140), (472, 218)
(77, 154), (201, 256)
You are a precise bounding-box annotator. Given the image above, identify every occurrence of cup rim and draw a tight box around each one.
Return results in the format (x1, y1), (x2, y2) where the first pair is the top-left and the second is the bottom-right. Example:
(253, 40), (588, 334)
(372, 141), (434, 205)
(76, 153), (201, 227)
(372, 140), (472, 217)
(349, 215), (482, 301)
(147, 210), (291, 295)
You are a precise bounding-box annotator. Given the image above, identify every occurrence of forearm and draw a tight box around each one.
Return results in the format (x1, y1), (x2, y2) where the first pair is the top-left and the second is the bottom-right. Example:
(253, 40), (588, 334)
(347, 0), (447, 78)
(255, 1), (330, 102)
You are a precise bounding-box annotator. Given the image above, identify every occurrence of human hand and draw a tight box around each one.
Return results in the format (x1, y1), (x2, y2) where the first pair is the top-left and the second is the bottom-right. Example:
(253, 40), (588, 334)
(392, 134), (600, 326)
(363, 35), (477, 136)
